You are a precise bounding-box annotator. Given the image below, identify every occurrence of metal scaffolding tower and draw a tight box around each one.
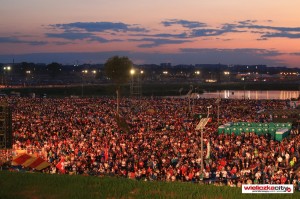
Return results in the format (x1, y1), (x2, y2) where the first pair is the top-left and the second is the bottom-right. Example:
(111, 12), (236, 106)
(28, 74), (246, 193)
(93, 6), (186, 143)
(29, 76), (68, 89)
(130, 69), (142, 97)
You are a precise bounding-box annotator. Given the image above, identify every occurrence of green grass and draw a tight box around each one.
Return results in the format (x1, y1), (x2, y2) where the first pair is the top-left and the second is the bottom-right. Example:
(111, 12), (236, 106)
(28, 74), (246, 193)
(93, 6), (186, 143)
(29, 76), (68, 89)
(2, 82), (300, 97)
(0, 171), (299, 199)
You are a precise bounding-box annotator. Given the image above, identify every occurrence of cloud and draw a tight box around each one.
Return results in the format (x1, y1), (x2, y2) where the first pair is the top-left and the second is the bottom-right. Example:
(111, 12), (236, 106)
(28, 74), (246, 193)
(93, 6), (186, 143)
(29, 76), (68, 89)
(50, 22), (148, 33)
(130, 32), (188, 39)
(46, 21), (147, 43)
(290, 52), (300, 56)
(0, 36), (47, 45)
(180, 48), (283, 57)
(45, 19), (300, 46)
(237, 20), (258, 26)
(161, 19), (207, 29)
(52, 41), (75, 45)
(191, 24), (244, 37)
(238, 22), (300, 32)
(129, 38), (193, 48)
(262, 32), (300, 39)
(177, 48), (285, 65)
(46, 32), (122, 43)
(0, 48), (286, 67)
(89, 36), (122, 43)
(236, 20), (300, 39)
(46, 32), (95, 40)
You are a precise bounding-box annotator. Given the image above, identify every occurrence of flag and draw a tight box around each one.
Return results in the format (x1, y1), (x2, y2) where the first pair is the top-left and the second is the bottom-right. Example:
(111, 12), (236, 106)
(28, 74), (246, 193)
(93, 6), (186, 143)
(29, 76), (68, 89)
(12, 153), (32, 166)
(205, 142), (211, 159)
(12, 153), (50, 170)
(56, 158), (65, 173)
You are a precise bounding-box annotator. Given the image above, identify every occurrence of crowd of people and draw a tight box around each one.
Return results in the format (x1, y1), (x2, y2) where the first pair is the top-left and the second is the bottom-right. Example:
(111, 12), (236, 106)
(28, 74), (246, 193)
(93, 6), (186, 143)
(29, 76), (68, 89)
(1, 96), (300, 190)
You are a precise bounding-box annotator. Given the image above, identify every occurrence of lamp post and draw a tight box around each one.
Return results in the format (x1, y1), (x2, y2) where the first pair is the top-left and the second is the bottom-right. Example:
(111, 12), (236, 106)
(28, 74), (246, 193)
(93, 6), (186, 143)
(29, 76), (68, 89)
(201, 105), (212, 170)
(188, 85), (193, 114)
(3, 66), (11, 87)
(140, 70), (143, 97)
(193, 87), (198, 115)
(81, 70), (88, 97)
(130, 69), (135, 96)
(216, 98), (221, 125)
(195, 105), (211, 173)
(25, 70), (31, 87)
(130, 69), (143, 98)
(241, 77), (246, 100)
(201, 126), (204, 172)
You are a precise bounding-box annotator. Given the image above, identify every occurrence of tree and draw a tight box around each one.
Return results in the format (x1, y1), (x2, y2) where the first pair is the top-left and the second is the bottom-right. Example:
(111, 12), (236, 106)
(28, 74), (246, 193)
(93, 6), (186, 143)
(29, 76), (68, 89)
(104, 56), (133, 116)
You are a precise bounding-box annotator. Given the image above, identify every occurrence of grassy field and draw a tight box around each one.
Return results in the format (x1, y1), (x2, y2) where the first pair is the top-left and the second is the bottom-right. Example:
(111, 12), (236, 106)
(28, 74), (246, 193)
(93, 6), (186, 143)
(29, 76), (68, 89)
(1, 81), (300, 98)
(0, 171), (299, 199)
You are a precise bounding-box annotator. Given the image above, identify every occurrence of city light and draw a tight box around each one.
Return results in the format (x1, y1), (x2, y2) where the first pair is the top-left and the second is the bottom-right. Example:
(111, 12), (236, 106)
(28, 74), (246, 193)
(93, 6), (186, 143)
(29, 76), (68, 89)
(195, 71), (200, 75)
(163, 71), (168, 74)
(205, 79), (217, 83)
(4, 66), (11, 71)
(224, 71), (230, 75)
(130, 69), (135, 75)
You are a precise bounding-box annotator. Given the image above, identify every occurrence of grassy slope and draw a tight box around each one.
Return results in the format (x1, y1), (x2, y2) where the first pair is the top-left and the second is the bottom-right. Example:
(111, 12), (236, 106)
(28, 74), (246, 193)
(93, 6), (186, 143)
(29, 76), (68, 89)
(0, 171), (299, 199)
(2, 82), (300, 97)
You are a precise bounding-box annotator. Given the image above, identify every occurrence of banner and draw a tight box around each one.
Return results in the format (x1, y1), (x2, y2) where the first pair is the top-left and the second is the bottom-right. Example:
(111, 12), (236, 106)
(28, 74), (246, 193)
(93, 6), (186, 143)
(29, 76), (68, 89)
(12, 153), (50, 170)
(242, 184), (293, 194)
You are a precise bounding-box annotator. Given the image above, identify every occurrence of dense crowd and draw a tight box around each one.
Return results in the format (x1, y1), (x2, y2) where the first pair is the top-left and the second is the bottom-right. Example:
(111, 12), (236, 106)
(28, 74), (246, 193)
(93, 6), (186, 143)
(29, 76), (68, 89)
(1, 96), (300, 190)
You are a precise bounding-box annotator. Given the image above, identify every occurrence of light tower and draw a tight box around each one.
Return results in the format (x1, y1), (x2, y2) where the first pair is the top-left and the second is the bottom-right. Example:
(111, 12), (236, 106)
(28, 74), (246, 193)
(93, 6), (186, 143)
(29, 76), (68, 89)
(130, 68), (142, 97)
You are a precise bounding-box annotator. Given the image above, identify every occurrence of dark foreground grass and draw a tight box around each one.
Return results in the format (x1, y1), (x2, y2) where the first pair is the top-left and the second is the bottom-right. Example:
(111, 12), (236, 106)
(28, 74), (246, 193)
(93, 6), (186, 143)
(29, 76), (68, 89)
(0, 171), (299, 199)
(2, 82), (300, 97)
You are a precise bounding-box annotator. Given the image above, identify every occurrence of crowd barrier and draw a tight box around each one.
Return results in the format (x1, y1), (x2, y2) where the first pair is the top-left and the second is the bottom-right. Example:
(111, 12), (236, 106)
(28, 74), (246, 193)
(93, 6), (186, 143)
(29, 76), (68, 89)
(218, 122), (292, 141)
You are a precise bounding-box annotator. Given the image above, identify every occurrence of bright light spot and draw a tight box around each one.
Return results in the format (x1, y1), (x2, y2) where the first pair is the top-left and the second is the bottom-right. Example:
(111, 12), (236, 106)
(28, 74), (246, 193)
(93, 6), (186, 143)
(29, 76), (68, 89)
(130, 69), (135, 75)
(4, 66), (11, 71)
(205, 79), (217, 83)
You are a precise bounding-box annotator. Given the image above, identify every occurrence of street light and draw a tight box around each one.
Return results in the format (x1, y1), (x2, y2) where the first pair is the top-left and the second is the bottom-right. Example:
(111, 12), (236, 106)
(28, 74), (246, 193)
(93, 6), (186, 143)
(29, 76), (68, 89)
(187, 85), (193, 114)
(130, 69), (135, 75)
(4, 66), (11, 71)
(81, 70), (88, 97)
(3, 66), (11, 86)
(195, 105), (211, 173)
(215, 98), (221, 125)
(242, 77), (245, 100)
(22, 70), (31, 87)
(130, 69), (135, 95)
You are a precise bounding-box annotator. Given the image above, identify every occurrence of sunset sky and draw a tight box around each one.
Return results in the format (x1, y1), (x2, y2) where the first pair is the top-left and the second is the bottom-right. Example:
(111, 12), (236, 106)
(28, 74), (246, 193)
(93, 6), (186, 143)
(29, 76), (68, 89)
(1, 0), (300, 67)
